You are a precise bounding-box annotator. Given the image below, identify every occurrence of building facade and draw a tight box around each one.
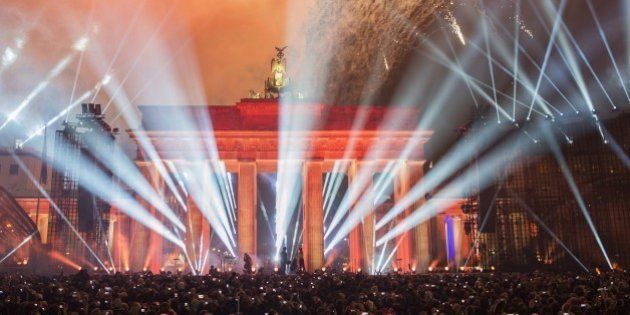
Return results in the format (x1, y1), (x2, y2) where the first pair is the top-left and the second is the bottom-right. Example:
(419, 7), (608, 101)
(0, 149), (51, 244)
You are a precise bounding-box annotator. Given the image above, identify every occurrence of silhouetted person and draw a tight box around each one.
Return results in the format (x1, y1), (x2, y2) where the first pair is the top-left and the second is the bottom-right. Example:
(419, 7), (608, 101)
(72, 268), (89, 289)
(290, 257), (298, 273)
(280, 247), (289, 275)
(298, 247), (305, 272)
(243, 253), (253, 274)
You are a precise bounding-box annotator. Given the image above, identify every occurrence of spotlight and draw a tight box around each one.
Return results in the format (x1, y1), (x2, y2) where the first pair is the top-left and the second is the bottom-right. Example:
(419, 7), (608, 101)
(428, 267), (433, 272)
(411, 267), (416, 273)
(444, 266), (449, 271)
(73, 36), (89, 52)
(274, 267), (279, 272)
(125, 268), (130, 272)
(93, 267), (98, 271)
(160, 267), (165, 272)
(459, 266), (465, 271)
(321, 267), (326, 272)
(490, 266), (495, 271)
(357, 268), (362, 273)
(393, 267), (398, 272)
(14, 35), (25, 48)
(228, 267), (232, 272)
(251, 267), (256, 273)
(177, 268), (182, 272)
(101, 74), (112, 85)
(2, 47), (17, 66)
(342, 267), (347, 272)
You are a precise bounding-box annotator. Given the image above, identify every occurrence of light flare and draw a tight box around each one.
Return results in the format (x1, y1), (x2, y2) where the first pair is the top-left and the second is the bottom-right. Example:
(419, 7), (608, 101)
(0, 231), (37, 265)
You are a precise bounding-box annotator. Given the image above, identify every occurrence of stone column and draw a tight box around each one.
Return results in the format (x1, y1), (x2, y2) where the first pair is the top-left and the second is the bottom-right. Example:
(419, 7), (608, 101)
(147, 165), (164, 273)
(110, 207), (121, 270)
(131, 163), (151, 271)
(408, 161), (430, 271)
(347, 160), (364, 272)
(237, 161), (257, 257)
(395, 162), (413, 272)
(358, 162), (374, 273)
(433, 215), (447, 268)
(200, 217), (212, 273)
(445, 215), (463, 269)
(198, 163), (213, 273)
(107, 211), (116, 268)
(120, 210), (133, 271)
(186, 193), (204, 272)
(302, 161), (324, 271)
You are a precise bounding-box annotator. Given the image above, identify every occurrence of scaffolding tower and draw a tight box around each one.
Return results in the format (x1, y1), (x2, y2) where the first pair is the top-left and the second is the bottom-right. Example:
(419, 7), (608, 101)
(47, 103), (118, 269)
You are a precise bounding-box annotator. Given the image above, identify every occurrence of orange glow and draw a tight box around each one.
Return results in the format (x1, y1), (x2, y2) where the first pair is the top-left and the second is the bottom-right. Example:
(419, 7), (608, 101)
(325, 249), (339, 267)
(1, 0), (312, 106)
(143, 236), (160, 271)
(49, 251), (81, 270)
(612, 262), (620, 270)
(116, 231), (130, 271)
(429, 259), (440, 270)
(74, 254), (96, 270)
(348, 223), (363, 272)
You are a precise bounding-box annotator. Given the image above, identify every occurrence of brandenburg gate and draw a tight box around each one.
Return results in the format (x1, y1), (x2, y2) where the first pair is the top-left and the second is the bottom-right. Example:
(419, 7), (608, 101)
(126, 99), (438, 273)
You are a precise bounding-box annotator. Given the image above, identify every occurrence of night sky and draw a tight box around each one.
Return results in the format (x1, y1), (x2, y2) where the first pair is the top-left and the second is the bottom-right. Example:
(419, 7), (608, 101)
(0, 0), (628, 156)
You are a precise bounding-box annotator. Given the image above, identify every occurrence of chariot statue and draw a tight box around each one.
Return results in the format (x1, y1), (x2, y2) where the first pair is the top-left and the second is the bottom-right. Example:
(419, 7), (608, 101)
(248, 47), (304, 99)
(264, 46), (290, 98)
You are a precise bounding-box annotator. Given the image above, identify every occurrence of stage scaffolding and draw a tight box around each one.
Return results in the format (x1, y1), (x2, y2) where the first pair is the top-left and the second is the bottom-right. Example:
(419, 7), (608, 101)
(476, 113), (630, 271)
(47, 104), (117, 269)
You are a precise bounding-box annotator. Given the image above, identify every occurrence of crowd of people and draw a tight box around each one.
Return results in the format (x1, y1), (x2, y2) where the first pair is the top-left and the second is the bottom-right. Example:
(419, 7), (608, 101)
(0, 268), (628, 314)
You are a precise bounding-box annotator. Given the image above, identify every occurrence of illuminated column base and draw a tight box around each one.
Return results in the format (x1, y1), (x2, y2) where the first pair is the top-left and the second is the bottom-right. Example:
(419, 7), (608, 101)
(362, 207), (375, 273)
(186, 194), (207, 273)
(128, 231), (144, 271)
(347, 161), (363, 272)
(237, 161), (257, 257)
(111, 207), (128, 271)
(303, 161), (324, 271)
(130, 164), (151, 271)
(395, 162), (413, 272)
(147, 165), (163, 273)
(359, 161), (374, 273)
(445, 215), (463, 269)
(200, 218), (211, 273)
(415, 221), (430, 271)
(409, 161), (429, 272)
(433, 215), (447, 267)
